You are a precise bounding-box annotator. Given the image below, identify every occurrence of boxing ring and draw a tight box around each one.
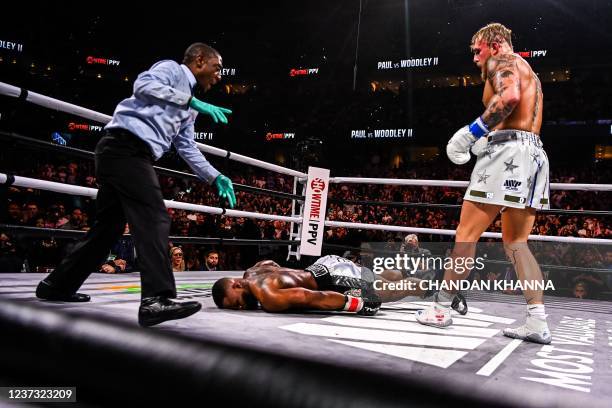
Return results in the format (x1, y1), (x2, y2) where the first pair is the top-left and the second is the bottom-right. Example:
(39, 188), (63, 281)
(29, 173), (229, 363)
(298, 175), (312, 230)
(1, 81), (611, 407)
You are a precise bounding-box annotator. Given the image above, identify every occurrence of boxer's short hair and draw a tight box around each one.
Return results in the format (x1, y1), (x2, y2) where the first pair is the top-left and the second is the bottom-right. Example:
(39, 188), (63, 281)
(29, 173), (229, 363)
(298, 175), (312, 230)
(471, 23), (513, 49)
(212, 278), (232, 308)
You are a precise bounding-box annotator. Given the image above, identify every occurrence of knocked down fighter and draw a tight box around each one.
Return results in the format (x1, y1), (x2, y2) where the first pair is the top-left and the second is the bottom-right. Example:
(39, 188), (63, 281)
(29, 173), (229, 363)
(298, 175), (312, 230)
(212, 255), (449, 316)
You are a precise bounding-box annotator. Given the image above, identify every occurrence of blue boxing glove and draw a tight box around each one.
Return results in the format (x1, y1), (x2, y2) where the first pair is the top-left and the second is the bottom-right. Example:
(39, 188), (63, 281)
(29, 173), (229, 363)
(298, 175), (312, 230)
(189, 97), (232, 124)
(446, 117), (490, 165)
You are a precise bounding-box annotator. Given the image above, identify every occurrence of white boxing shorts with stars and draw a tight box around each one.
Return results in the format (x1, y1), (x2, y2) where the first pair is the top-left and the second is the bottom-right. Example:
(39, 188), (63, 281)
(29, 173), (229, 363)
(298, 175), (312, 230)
(465, 129), (550, 210)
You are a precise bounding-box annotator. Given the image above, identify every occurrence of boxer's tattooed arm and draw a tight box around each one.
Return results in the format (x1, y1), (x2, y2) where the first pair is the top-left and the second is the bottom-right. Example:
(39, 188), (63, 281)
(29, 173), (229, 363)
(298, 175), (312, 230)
(481, 55), (521, 129)
(532, 72), (542, 127)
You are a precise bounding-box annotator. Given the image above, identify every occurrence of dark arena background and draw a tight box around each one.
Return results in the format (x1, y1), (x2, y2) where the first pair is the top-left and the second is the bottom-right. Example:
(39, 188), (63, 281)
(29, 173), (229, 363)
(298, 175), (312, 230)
(0, 1), (611, 407)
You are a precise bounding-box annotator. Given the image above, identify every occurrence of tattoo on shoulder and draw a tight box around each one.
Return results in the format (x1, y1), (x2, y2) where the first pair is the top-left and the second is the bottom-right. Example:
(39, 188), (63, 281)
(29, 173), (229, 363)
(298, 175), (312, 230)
(532, 72), (542, 126)
(486, 55), (520, 93)
(482, 55), (521, 128)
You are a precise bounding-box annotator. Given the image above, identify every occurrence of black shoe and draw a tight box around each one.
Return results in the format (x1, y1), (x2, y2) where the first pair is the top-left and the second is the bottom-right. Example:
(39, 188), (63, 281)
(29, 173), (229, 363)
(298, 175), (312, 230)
(138, 296), (202, 327)
(36, 279), (91, 302)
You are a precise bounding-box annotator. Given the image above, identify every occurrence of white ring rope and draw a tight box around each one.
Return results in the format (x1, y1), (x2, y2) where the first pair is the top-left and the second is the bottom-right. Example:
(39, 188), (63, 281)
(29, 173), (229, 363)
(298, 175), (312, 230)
(0, 81), (113, 124)
(0, 174), (301, 225)
(0, 81), (305, 179)
(325, 220), (611, 245)
(329, 177), (612, 192)
(2, 173), (610, 245)
(196, 144), (306, 178)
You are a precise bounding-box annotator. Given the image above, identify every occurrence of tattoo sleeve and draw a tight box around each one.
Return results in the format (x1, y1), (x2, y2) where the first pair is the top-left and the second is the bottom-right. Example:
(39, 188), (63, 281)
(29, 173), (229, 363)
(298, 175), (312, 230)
(532, 73), (542, 127)
(481, 55), (521, 129)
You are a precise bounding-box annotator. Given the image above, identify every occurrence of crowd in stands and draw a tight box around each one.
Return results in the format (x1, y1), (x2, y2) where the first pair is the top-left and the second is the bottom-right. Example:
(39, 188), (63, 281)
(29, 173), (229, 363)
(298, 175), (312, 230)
(3, 158), (609, 242)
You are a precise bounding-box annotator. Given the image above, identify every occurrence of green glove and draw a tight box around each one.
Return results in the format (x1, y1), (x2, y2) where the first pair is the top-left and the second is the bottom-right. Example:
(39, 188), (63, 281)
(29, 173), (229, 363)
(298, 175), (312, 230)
(189, 97), (232, 124)
(214, 175), (236, 208)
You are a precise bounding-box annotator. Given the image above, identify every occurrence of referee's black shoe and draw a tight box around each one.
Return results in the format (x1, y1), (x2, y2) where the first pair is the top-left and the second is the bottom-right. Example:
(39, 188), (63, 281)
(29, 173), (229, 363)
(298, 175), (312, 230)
(138, 296), (202, 327)
(36, 279), (91, 302)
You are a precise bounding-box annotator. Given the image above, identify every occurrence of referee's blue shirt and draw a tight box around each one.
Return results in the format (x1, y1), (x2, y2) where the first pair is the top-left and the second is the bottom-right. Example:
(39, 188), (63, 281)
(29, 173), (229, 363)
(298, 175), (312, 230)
(106, 60), (220, 183)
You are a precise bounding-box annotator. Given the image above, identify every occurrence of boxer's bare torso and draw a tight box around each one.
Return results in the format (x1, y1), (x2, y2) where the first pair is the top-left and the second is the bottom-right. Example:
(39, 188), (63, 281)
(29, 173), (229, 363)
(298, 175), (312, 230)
(482, 53), (543, 134)
(243, 263), (319, 298)
(220, 261), (345, 312)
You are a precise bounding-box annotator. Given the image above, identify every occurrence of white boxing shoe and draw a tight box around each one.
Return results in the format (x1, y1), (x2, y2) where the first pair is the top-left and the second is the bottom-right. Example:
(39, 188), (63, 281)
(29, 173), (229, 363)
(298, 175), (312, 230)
(503, 315), (552, 344)
(416, 292), (468, 328)
(415, 304), (452, 328)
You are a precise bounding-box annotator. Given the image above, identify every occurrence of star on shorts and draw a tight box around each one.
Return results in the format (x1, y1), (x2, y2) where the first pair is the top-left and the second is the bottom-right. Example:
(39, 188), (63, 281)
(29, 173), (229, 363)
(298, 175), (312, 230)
(527, 176), (533, 188)
(504, 158), (519, 174)
(531, 151), (540, 163)
(484, 144), (496, 160)
(477, 170), (491, 184)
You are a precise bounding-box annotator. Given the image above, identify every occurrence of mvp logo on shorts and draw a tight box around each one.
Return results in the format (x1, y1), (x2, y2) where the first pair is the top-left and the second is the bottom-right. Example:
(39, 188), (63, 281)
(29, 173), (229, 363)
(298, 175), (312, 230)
(503, 179), (522, 192)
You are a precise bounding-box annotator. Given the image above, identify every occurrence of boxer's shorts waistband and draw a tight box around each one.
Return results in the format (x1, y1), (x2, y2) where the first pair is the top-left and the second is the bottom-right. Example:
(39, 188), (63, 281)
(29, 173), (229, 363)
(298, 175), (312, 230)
(486, 129), (542, 147)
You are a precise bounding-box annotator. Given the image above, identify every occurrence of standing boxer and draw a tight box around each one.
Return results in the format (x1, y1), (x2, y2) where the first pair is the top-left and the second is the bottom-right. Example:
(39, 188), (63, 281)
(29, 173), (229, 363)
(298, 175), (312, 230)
(417, 23), (551, 344)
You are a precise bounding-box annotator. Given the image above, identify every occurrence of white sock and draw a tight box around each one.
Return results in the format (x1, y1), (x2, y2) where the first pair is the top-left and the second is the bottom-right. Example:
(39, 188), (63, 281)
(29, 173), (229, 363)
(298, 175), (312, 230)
(527, 304), (546, 320)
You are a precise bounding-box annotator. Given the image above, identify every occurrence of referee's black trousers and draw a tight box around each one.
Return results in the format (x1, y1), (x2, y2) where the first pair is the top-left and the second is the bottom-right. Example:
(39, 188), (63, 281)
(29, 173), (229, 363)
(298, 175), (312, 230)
(46, 128), (176, 298)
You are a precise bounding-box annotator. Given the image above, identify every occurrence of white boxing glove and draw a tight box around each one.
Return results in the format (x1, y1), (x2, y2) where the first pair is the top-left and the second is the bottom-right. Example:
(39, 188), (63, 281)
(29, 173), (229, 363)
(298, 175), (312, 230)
(471, 136), (489, 157)
(446, 117), (489, 165)
(446, 126), (476, 165)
